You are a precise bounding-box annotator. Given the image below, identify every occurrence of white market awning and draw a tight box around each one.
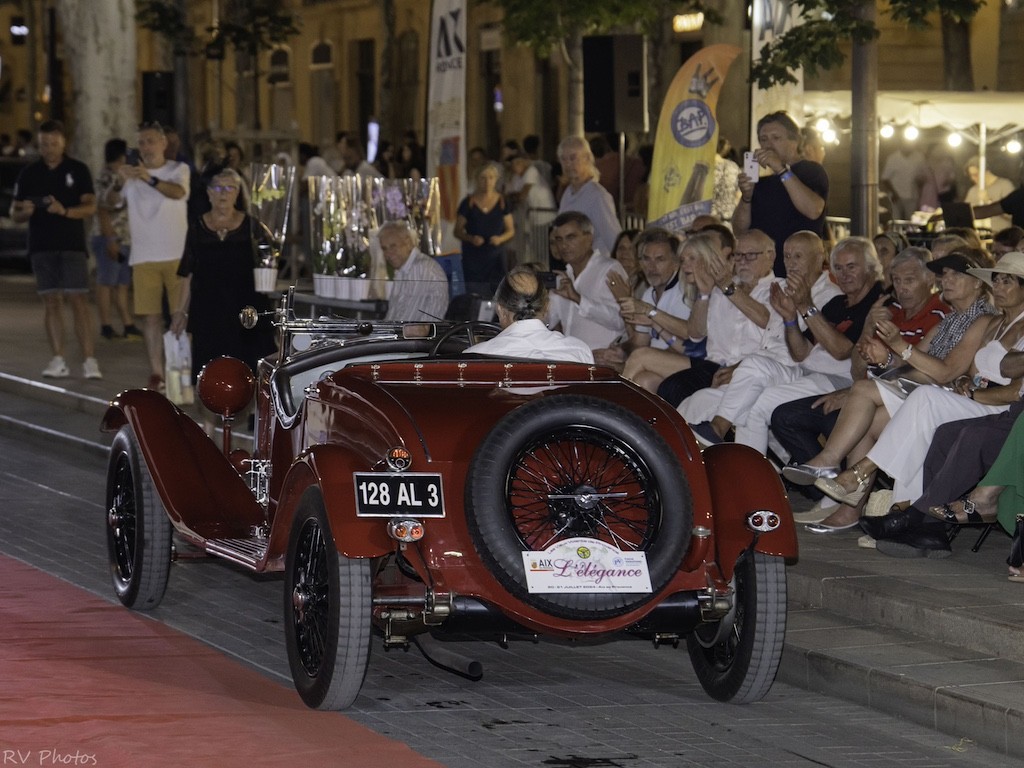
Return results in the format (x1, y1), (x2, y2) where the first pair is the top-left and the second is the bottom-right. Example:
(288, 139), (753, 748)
(803, 89), (1023, 134)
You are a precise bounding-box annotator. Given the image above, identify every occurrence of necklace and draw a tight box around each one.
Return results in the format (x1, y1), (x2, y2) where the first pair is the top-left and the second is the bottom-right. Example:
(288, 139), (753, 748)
(206, 213), (240, 241)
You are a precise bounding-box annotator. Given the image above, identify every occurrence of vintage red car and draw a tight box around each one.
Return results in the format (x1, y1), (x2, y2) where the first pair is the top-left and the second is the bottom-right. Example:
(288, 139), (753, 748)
(101, 289), (797, 710)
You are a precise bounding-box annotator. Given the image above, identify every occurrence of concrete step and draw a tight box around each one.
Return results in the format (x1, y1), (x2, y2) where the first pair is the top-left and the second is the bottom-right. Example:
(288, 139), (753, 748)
(781, 529), (1024, 759)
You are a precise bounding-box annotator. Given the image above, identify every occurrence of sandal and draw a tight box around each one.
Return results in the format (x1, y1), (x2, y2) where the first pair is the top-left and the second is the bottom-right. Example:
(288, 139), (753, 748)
(926, 497), (996, 525)
(814, 463), (872, 507)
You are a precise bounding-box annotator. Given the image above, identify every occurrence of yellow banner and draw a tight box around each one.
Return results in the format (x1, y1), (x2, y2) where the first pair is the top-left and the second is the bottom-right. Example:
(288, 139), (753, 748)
(648, 44), (741, 230)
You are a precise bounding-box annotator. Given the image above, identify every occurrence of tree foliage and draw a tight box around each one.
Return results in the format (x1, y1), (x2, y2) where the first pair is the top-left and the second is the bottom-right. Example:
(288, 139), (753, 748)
(216, 0), (300, 57)
(135, 0), (300, 57)
(484, 0), (719, 56)
(135, 0), (195, 55)
(750, 0), (985, 89)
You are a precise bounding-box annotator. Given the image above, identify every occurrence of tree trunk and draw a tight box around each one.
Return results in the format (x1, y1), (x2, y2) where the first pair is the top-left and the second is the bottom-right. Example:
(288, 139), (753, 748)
(55, 0), (136, 173)
(941, 15), (974, 90)
(850, 1), (878, 237)
(566, 29), (584, 136)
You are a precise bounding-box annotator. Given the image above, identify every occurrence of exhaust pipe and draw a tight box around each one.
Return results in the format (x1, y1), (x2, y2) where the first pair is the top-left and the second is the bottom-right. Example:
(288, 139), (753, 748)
(413, 634), (484, 680)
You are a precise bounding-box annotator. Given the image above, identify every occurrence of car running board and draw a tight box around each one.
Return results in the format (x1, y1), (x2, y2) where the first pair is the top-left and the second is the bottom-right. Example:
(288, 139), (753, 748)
(205, 537), (268, 569)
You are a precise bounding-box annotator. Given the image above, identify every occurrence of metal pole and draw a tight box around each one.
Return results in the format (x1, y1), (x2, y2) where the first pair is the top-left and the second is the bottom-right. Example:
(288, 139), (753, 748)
(618, 131), (626, 226)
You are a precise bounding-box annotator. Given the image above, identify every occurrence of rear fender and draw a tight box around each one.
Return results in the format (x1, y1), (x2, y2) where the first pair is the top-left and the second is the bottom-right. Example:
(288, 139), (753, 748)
(270, 444), (394, 565)
(702, 443), (798, 578)
(102, 390), (265, 538)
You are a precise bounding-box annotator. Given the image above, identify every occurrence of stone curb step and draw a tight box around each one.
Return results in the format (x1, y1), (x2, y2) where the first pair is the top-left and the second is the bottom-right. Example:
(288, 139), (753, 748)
(780, 604), (1024, 760)
(787, 555), (1024, 665)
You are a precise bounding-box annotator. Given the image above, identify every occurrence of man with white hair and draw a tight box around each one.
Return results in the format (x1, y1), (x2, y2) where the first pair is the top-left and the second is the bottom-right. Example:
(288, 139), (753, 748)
(380, 221), (450, 321)
(556, 135), (621, 256)
(683, 230), (842, 447)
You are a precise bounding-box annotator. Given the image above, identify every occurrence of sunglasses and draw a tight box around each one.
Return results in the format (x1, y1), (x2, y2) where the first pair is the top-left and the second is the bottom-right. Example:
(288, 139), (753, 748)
(209, 185), (238, 193)
(138, 121), (165, 134)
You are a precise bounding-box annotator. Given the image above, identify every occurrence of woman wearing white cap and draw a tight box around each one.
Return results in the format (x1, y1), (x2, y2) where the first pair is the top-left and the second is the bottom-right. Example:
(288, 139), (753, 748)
(806, 251), (1024, 535)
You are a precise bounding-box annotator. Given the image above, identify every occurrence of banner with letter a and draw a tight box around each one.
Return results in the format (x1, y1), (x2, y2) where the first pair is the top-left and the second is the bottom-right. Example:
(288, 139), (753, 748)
(426, 0), (467, 255)
(647, 44), (741, 232)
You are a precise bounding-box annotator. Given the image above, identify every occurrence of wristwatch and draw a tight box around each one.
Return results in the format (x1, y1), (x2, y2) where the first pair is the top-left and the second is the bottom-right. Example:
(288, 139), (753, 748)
(647, 307), (659, 319)
(800, 305), (819, 320)
(722, 283), (736, 297)
(148, 176), (159, 187)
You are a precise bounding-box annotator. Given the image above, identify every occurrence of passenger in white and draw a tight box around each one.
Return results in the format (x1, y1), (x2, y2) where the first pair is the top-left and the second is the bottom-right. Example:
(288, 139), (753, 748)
(546, 210), (629, 349)
(464, 266), (595, 364)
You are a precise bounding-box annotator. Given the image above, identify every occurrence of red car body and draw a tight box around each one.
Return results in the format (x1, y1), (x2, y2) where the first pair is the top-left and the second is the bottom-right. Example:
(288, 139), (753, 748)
(101, 295), (797, 710)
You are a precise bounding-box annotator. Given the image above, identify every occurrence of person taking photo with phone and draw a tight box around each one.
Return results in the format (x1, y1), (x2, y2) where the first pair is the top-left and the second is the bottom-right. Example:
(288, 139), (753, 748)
(119, 121), (190, 392)
(733, 112), (829, 277)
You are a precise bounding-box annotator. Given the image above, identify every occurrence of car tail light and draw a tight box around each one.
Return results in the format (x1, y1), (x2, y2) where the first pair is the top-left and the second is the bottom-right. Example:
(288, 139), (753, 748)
(746, 510), (780, 533)
(388, 518), (425, 542)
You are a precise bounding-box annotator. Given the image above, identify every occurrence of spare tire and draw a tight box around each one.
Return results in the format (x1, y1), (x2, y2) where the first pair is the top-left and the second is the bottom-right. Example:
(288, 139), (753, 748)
(466, 394), (693, 620)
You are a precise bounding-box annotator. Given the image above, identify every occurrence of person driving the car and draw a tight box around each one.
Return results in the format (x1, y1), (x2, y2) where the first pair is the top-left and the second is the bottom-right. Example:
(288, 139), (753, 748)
(463, 266), (595, 363)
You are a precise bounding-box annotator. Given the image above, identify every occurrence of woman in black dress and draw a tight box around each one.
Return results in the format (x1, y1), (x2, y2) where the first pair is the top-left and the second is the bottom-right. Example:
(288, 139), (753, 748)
(170, 168), (276, 432)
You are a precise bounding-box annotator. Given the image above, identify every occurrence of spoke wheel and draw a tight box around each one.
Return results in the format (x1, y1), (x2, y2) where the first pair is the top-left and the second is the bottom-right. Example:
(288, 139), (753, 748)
(105, 426), (172, 610)
(507, 427), (656, 552)
(687, 551), (787, 703)
(468, 394), (692, 620)
(285, 489), (371, 710)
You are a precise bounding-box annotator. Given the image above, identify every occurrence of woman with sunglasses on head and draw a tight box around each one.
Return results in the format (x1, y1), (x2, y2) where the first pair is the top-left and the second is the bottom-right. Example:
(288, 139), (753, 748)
(170, 168), (276, 434)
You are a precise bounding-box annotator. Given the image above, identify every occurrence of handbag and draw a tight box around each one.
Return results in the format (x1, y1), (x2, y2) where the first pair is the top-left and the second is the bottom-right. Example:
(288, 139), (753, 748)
(162, 331), (195, 406)
(1008, 514), (1024, 570)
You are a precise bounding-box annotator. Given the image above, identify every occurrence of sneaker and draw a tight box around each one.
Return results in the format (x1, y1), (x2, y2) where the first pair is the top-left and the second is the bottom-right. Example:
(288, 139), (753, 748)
(82, 357), (103, 379)
(42, 356), (70, 378)
(689, 421), (723, 448)
(147, 373), (166, 393)
(100, 325), (117, 340)
(123, 324), (143, 340)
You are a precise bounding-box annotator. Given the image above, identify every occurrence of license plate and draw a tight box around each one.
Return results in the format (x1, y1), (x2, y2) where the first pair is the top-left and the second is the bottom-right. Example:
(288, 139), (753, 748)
(353, 472), (445, 517)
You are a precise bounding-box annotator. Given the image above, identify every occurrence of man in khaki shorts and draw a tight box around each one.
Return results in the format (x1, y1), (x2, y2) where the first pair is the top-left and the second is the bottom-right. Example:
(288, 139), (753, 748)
(120, 122), (190, 390)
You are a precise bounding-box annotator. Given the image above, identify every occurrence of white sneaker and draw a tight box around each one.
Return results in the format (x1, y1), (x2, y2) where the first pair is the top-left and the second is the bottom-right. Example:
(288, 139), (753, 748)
(42, 356), (70, 378)
(82, 357), (103, 380)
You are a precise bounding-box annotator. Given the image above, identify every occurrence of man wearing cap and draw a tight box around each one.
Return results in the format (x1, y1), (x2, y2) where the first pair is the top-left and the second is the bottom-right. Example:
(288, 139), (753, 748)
(774, 246), (983, 481)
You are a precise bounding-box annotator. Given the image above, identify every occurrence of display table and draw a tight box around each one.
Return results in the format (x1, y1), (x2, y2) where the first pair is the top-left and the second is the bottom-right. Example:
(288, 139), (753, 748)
(292, 292), (388, 320)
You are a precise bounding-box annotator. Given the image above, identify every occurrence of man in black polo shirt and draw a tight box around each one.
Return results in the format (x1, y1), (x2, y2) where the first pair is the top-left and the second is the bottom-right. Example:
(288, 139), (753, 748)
(12, 120), (98, 378)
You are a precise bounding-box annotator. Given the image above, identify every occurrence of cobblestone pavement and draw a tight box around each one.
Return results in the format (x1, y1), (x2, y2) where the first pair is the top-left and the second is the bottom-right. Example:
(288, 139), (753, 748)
(0, 431), (1016, 768)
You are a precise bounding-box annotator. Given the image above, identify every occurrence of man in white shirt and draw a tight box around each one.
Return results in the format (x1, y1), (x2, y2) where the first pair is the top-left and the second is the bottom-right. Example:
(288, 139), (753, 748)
(657, 229), (783, 407)
(546, 211), (628, 349)
(464, 266), (593, 363)
(120, 121), (190, 390)
(602, 227), (687, 374)
(379, 221), (449, 322)
(682, 231), (842, 447)
(556, 135), (621, 256)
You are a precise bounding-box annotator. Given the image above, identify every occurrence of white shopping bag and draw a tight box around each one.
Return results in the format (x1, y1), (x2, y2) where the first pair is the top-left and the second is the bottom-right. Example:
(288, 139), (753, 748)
(163, 331), (195, 405)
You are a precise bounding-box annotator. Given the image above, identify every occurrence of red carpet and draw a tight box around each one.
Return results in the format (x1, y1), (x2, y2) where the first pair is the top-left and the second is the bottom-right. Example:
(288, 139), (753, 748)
(0, 554), (444, 768)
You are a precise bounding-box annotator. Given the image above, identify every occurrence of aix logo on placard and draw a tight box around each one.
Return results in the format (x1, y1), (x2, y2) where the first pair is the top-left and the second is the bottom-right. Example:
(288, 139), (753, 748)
(434, 8), (465, 73)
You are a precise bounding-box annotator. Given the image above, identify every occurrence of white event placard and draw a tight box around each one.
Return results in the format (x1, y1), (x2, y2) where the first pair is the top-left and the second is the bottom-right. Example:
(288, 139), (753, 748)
(522, 538), (652, 594)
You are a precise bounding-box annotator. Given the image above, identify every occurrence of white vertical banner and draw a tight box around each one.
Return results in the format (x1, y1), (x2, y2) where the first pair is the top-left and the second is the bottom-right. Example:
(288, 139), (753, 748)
(426, 0), (467, 255)
(750, 0), (805, 147)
